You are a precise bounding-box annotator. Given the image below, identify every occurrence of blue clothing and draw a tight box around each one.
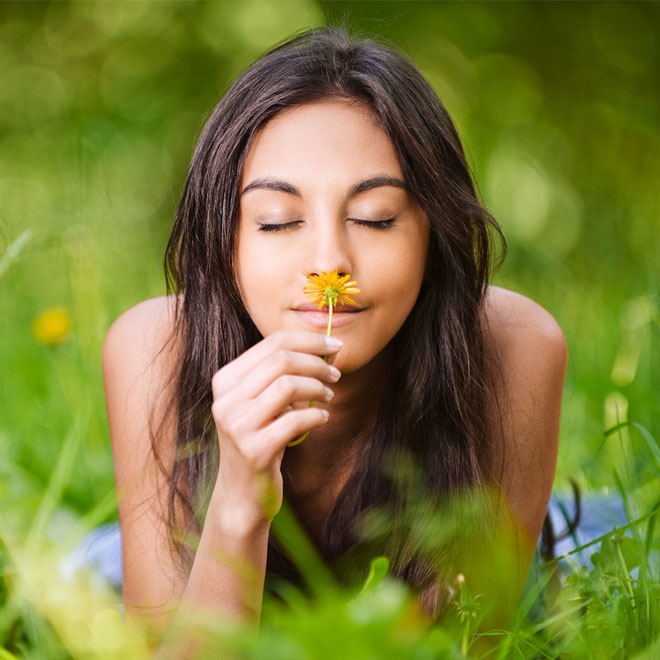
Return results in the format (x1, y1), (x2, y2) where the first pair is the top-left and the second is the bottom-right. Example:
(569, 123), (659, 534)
(546, 492), (628, 565)
(59, 522), (123, 592)
(59, 494), (629, 592)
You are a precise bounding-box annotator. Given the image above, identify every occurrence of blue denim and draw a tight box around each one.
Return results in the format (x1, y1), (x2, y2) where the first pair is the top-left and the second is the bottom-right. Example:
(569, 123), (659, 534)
(545, 492), (628, 565)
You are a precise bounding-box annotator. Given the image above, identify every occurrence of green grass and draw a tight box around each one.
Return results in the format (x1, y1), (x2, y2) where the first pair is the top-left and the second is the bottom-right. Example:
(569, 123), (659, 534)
(2, 422), (660, 658)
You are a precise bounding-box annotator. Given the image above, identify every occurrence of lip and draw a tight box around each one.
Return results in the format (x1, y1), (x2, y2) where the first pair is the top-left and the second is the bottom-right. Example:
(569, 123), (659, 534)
(292, 304), (366, 328)
(293, 303), (364, 313)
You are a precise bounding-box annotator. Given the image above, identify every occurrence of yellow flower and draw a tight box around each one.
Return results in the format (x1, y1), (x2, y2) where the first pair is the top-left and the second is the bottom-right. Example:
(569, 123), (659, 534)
(303, 270), (361, 310)
(32, 307), (72, 345)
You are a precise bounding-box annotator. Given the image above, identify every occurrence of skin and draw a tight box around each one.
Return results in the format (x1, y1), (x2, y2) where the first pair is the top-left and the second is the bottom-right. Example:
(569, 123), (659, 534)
(103, 98), (567, 644)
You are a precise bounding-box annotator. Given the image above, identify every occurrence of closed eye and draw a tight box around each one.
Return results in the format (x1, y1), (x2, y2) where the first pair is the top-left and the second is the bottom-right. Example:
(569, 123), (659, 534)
(257, 221), (302, 233)
(351, 217), (396, 229)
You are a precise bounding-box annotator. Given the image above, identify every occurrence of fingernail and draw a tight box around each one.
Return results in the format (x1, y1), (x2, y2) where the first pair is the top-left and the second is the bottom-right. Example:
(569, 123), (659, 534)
(325, 337), (343, 348)
(328, 365), (341, 381)
(324, 386), (334, 400)
(320, 409), (329, 419)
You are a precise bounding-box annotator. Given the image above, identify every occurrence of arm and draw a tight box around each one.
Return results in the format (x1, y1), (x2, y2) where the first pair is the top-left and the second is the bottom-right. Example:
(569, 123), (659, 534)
(103, 298), (269, 657)
(475, 286), (567, 624)
(484, 286), (567, 551)
(103, 297), (339, 655)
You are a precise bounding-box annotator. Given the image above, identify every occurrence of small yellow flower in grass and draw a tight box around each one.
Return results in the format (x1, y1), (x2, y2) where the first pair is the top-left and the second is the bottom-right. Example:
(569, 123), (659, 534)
(32, 306), (72, 345)
(288, 270), (360, 447)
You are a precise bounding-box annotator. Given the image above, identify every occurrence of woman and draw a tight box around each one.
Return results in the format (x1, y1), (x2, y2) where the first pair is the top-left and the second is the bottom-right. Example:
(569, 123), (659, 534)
(102, 26), (567, 650)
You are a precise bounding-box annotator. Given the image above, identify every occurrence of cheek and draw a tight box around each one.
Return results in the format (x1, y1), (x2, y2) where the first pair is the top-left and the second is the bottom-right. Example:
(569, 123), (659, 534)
(236, 236), (281, 331)
(369, 239), (427, 331)
(369, 234), (428, 305)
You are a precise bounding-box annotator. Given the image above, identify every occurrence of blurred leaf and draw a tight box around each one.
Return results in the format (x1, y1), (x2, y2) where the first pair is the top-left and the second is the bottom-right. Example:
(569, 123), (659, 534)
(353, 555), (389, 600)
(591, 533), (641, 575)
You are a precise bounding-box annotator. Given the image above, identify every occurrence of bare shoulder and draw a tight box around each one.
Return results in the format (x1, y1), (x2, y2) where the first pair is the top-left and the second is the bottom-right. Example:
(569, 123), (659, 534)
(102, 294), (182, 466)
(482, 284), (568, 439)
(483, 285), (567, 363)
(102, 295), (179, 378)
(102, 294), (181, 466)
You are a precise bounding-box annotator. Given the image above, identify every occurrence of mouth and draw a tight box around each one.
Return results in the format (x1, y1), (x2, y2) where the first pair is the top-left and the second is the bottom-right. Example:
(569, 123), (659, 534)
(291, 303), (366, 328)
(292, 303), (364, 313)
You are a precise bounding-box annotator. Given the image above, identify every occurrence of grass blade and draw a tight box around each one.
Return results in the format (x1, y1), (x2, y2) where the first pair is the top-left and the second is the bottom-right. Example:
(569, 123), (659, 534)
(0, 229), (32, 279)
(26, 408), (88, 551)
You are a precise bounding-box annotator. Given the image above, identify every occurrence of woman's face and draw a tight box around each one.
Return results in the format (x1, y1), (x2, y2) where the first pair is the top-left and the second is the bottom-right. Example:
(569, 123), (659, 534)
(236, 99), (430, 373)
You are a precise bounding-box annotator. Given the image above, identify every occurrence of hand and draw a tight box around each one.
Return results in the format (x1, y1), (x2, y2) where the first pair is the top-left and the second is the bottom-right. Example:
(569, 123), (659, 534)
(210, 331), (342, 526)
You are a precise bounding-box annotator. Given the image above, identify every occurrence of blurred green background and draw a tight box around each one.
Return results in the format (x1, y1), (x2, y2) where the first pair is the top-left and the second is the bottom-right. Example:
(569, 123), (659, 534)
(1, 0), (658, 538)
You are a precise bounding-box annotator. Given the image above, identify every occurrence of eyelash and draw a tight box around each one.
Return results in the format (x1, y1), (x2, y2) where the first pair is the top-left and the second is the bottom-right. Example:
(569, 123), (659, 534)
(257, 217), (397, 232)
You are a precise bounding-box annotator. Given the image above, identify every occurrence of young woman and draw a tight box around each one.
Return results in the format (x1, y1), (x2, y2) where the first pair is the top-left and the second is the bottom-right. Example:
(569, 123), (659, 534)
(102, 26), (567, 649)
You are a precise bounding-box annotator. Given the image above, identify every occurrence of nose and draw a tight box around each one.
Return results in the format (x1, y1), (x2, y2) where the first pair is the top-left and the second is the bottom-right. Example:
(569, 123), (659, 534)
(305, 216), (354, 278)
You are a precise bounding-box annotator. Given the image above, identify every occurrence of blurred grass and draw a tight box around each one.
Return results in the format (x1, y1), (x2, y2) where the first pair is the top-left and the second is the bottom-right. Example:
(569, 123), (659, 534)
(1, 0), (659, 657)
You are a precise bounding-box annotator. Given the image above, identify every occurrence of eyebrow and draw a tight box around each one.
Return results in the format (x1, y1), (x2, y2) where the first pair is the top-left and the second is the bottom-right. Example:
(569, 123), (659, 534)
(240, 175), (408, 199)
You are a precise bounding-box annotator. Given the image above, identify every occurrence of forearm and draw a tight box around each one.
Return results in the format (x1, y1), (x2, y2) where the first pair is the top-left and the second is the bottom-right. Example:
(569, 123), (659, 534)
(155, 487), (272, 658)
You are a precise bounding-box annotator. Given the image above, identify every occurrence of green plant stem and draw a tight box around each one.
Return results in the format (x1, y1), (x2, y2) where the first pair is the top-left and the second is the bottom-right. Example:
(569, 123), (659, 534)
(615, 540), (637, 630)
(461, 619), (471, 656)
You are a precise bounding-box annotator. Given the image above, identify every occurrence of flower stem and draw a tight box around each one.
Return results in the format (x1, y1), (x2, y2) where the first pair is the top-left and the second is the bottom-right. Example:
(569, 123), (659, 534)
(287, 301), (334, 448)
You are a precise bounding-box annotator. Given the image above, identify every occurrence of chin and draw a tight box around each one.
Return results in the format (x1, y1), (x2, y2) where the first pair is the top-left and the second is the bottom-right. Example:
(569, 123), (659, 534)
(333, 344), (387, 375)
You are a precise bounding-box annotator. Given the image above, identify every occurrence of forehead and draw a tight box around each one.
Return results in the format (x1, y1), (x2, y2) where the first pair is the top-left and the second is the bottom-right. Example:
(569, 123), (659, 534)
(240, 99), (404, 188)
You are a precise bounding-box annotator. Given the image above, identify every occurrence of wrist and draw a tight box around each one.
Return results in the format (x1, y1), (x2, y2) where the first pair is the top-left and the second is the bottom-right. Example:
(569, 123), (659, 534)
(210, 481), (273, 537)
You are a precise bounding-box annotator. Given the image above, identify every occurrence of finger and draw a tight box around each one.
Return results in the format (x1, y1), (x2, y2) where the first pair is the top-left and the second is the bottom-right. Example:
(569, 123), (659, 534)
(276, 404), (294, 419)
(233, 349), (340, 401)
(262, 407), (330, 460)
(250, 375), (333, 428)
(213, 331), (342, 397)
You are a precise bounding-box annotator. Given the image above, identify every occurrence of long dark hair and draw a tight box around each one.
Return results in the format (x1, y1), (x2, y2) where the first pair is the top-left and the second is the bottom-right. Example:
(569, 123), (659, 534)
(158, 25), (508, 618)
